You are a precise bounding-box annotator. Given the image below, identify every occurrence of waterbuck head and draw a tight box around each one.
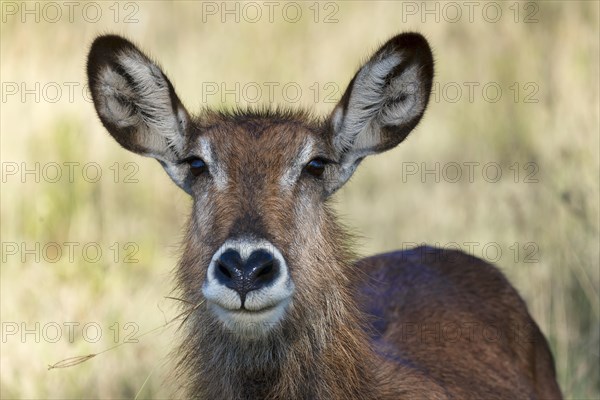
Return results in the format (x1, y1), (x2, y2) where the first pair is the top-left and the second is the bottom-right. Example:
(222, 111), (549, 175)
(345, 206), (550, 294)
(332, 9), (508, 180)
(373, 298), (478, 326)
(88, 33), (433, 396)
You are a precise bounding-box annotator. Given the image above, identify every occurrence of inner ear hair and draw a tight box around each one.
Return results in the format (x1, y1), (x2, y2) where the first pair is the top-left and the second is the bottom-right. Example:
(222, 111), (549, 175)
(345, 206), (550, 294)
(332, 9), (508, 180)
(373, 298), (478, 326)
(330, 32), (434, 160)
(87, 34), (193, 194)
(87, 34), (189, 162)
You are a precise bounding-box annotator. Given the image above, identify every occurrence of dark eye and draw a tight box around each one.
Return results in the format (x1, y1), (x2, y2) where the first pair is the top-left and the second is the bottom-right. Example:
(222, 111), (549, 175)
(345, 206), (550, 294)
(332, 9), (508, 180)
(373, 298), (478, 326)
(304, 158), (326, 177)
(188, 158), (207, 176)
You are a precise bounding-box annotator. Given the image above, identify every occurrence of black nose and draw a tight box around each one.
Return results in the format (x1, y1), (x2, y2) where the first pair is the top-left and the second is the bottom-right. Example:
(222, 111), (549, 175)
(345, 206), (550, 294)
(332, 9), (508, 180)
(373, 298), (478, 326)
(215, 249), (279, 305)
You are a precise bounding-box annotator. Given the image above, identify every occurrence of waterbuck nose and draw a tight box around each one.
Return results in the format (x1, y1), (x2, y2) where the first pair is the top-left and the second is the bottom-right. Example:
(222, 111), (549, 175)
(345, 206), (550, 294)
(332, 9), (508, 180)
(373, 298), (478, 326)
(215, 249), (279, 304)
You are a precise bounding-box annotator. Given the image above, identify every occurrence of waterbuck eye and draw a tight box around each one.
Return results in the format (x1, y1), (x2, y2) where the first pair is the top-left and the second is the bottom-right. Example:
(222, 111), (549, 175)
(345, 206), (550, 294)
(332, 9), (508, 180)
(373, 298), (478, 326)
(304, 158), (326, 177)
(188, 158), (207, 176)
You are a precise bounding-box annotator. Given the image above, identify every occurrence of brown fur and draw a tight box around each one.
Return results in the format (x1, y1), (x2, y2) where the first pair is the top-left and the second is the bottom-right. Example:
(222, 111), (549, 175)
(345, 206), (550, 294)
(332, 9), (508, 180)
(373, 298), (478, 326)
(168, 111), (561, 399)
(86, 34), (562, 399)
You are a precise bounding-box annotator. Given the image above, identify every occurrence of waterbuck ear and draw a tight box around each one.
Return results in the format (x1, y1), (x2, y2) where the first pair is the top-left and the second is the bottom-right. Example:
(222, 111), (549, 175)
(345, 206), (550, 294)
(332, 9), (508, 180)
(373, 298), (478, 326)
(326, 33), (434, 194)
(87, 34), (192, 194)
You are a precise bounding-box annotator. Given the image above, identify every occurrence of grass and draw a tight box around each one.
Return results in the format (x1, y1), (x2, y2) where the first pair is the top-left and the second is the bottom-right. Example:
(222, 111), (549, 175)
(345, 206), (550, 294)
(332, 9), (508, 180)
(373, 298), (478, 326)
(1, 1), (598, 398)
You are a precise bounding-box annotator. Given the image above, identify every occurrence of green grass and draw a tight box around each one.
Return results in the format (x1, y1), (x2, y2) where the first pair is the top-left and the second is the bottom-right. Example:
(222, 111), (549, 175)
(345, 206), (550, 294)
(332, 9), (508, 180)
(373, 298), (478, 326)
(1, 2), (598, 398)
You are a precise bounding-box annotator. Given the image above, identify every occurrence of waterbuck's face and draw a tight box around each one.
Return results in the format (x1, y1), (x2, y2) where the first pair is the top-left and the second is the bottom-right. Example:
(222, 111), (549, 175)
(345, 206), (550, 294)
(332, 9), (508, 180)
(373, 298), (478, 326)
(87, 34), (433, 339)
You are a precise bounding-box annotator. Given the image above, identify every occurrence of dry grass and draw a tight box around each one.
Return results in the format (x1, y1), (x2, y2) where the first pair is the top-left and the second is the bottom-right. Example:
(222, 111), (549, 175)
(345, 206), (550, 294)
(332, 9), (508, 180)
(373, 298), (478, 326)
(1, 1), (598, 398)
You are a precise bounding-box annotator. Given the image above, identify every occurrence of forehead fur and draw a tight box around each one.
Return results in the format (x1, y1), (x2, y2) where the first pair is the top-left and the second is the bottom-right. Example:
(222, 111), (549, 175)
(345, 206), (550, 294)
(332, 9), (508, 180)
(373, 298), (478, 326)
(190, 107), (327, 145)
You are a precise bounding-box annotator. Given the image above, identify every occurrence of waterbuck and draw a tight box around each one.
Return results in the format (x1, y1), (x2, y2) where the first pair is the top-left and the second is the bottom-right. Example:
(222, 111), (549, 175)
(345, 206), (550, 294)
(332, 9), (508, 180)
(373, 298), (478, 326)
(87, 33), (562, 399)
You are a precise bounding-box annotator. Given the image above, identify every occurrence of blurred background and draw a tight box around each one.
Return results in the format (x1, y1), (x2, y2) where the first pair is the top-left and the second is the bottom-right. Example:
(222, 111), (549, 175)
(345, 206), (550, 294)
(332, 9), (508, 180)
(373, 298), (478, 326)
(1, 1), (598, 398)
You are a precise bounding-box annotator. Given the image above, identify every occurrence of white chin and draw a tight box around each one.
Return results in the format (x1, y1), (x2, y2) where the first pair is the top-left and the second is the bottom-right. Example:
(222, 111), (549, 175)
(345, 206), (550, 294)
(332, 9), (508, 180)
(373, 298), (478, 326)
(209, 299), (290, 339)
